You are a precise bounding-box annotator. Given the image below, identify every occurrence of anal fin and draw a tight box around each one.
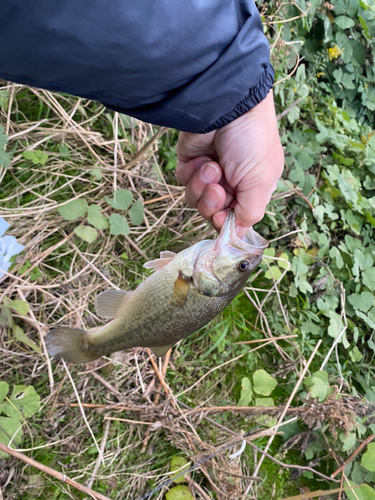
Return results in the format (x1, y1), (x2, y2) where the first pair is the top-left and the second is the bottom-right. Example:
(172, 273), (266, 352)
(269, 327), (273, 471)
(95, 289), (131, 319)
(150, 344), (174, 357)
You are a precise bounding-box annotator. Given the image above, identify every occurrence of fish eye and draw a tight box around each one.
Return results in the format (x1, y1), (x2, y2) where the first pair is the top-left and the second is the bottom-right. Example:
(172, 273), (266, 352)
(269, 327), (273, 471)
(238, 260), (250, 272)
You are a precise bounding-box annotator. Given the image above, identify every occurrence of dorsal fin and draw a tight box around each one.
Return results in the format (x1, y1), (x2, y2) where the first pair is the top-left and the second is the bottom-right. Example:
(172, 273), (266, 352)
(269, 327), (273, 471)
(144, 250), (176, 272)
(95, 289), (131, 319)
(160, 251), (176, 259)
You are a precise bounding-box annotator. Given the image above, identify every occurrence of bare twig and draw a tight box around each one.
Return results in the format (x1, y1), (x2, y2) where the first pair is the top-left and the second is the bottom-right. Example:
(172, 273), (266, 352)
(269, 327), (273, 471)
(0, 443), (112, 500)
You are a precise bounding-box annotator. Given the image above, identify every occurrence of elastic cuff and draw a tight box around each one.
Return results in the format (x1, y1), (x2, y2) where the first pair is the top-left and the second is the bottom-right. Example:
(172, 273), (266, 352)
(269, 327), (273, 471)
(199, 64), (275, 134)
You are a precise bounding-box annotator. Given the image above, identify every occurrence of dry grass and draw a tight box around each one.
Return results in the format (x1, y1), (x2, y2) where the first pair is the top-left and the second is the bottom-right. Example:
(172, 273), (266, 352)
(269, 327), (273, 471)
(0, 69), (370, 500)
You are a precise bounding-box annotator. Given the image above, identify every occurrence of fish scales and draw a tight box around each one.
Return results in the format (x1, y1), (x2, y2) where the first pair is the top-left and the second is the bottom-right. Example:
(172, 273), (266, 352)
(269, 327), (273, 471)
(46, 210), (268, 364)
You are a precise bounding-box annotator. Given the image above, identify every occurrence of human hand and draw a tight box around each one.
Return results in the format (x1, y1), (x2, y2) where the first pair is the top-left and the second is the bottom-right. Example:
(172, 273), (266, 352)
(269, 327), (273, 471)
(176, 90), (284, 234)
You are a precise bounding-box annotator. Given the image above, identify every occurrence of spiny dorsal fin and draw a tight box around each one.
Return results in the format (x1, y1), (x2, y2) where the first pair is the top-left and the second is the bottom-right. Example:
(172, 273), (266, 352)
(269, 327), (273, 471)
(144, 251), (176, 272)
(95, 289), (131, 319)
(170, 273), (190, 307)
(150, 344), (174, 357)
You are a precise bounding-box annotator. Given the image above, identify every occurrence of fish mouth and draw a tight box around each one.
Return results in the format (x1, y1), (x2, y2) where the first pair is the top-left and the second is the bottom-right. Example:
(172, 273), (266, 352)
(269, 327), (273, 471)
(214, 209), (268, 254)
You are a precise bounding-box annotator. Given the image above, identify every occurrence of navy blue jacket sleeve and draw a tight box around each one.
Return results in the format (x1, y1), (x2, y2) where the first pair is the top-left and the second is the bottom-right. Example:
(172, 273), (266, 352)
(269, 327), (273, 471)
(0, 0), (273, 133)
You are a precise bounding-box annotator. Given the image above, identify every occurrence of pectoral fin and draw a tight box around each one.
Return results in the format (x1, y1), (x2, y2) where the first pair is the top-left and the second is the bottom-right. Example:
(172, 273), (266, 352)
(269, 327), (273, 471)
(170, 273), (190, 307)
(150, 344), (174, 357)
(95, 289), (131, 318)
(144, 250), (176, 272)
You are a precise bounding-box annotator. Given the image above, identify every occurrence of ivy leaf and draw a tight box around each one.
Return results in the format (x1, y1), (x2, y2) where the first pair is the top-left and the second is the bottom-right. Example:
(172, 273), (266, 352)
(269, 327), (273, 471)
(255, 397), (274, 407)
(278, 253), (290, 270)
(1, 385), (40, 419)
(170, 456), (190, 484)
(238, 377), (253, 406)
(105, 189), (133, 210)
(304, 370), (333, 403)
(265, 266), (282, 281)
(349, 346), (362, 363)
(9, 300), (30, 316)
(362, 443), (375, 472)
(58, 199), (88, 221)
(329, 247), (344, 269)
(109, 214), (130, 236)
(166, 486), (194, 500)
(0, 416), (23, 456)
(253, 370), (277, 396)
(87, 205), (109, 230)
(334, 15), (355, 29)
(263, 248), (275, 257)
(344, 481), (375, 500)
(74, 226), (98, 243)
(129, 199), (144, 225)
(348, 292), (374, 313)
(0, 381), (9, 405)
(363, 268), (375, 291)
(340, 432), (357, 452)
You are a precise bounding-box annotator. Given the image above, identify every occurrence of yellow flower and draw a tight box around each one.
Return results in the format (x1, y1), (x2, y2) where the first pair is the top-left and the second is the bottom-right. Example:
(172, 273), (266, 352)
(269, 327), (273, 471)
(328, 45), (342, 61)
(317, 72), (326, 77)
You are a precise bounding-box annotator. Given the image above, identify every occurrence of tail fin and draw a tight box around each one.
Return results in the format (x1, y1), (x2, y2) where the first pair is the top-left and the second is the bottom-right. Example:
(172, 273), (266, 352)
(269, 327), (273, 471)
(45, 327), (97, 364)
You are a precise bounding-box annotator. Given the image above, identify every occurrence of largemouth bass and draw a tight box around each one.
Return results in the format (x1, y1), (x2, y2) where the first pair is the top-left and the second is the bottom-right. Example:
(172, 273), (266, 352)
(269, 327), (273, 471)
(46, 210), (267, 364)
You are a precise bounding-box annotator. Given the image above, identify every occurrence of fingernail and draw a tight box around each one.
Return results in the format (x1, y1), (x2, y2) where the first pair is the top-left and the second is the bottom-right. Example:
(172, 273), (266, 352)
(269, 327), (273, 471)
(201, 163), (220, 183)
(204, 185), (221, 207)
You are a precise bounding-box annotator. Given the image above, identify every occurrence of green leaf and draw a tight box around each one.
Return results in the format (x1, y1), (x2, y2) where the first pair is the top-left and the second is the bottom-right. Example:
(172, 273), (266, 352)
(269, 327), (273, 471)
(105, 189), (133, 210)
(238, 377), (253, 406)
(170, 456), (190, 484)
(58, 199), (88, 221)
(278, 253), (290, 270)
(334, 15), (355, 29)
(0, 416), (23, 457)
(349, 346), (362, 363)
(166, 486), (194, 500)
(255, 397), (274, 407)
(0, 89), (10, 111)
(90, 168), (103, 180)
(1, 385), (41, 419)
(74, 226), (98, 243)
(362, 443), (375, 472)
(265, 266), (282, 281)
(354, 249), (373, 270)
(109, 214), (130, 236)
(344, 481), (375, 500)
(0, 306), (12, 327)
(253, 370), (277, 396)
(0, 124), (11, 168)
(0, 382), (9, 405)
(263, 248), (275, 258)
(9, 300), (30, 316)
(348, 292), (374, 313)
(87, 205), (109, 230)
(304, 371), (333, 403)
(129, 199), (144, 226)
(341, 432), (357, 452)
(363, 268), (375, 291)
(22, 150), (48, 165)
(13, 325), (41, 355)
(329, 247), (344, 269)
